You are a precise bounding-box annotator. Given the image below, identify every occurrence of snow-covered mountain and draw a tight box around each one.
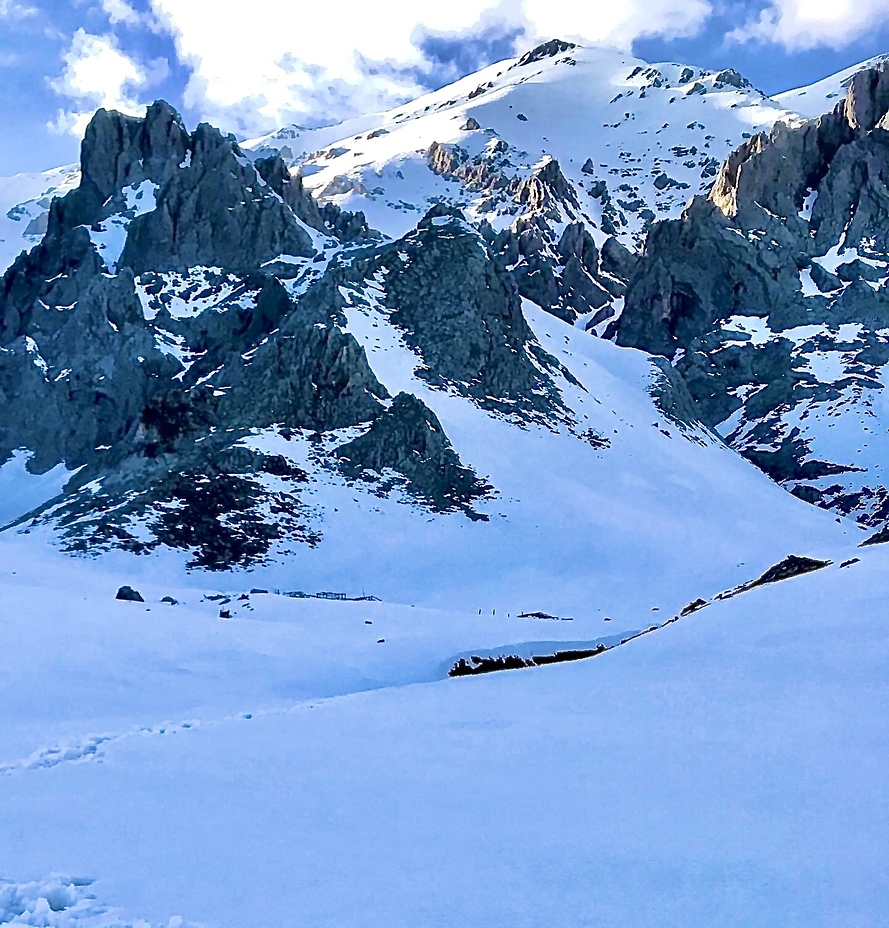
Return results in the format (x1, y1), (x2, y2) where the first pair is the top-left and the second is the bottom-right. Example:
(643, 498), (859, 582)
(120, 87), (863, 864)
(1, 41), (886, 564)
(2, 40), (889, 928)
(247, 40), (801, 246)
(0, 42), (873, 340)
(0, 91), (854, 613)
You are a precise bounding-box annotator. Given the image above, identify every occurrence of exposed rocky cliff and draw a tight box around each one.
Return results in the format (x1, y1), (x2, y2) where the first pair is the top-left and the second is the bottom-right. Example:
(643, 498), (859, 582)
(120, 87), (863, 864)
(618, 61), (889, 526)
(0, 104), (518, 566)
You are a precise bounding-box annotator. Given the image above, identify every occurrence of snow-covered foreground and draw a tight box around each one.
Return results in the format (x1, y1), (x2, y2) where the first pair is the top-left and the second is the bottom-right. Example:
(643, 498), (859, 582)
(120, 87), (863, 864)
(0, 533), (886, 927)
(0, 277), (875, 927)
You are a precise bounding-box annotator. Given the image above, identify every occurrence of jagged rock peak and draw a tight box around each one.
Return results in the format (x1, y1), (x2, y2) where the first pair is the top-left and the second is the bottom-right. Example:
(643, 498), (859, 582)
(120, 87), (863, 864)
(120, 160), (312, 272)
(417, 202), (468, 226)
(512, 39), (577, 69)
(80, 100), (189, 209)
(513, 157), (579, 212)
(710, 61), (889, 220)
(255, 152), (371, 243)
(709, 134), (768, 218)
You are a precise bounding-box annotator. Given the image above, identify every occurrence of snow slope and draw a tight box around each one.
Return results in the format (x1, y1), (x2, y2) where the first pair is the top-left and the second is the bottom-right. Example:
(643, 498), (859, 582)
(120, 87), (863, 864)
(0, 526), (884, 927)
(0, 164), (79, 273)
(774, 53), (889, 118)
(247, 43), (801, 248)
(67, 285), (850, 621)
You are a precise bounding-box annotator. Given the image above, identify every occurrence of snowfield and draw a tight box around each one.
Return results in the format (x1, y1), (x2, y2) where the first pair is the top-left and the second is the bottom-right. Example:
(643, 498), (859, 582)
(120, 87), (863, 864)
(0, 202), (875, 927)
(0, 528), (886, 927)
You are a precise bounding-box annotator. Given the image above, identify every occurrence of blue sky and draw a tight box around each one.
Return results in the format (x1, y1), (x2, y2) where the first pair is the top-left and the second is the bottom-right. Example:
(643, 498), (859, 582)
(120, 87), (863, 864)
(2, 0), (889, 176)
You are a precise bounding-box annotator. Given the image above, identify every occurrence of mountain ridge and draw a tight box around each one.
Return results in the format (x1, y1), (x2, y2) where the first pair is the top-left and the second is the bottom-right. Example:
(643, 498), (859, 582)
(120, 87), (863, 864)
(0, 39), (885, 598)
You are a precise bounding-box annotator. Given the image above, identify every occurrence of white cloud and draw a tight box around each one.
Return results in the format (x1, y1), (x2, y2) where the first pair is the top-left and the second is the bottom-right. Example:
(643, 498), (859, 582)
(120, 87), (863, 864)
(0, 0), (37, 17)
(729, 0), (889, 49)
(519, 0), (711, 46)
(100, 0), (143, 27)
(48, 29), (153, 135)
(147, 0), (713, 138)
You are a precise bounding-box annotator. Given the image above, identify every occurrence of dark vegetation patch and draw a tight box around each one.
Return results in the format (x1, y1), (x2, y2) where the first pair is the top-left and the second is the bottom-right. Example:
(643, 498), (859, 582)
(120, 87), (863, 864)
(750, 554), (833, 586)
(860, 525), (889, 547)
(449, 644), (607, 677)
(717, 554), (832, 599)
(149, 470), (318, 570)
(56, 446), (320, 570)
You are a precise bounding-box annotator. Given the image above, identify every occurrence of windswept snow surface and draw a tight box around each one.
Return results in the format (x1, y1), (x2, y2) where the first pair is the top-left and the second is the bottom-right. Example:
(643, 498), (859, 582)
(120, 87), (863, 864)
(0, 529), (886, 926)
(774, 54), (889, 119)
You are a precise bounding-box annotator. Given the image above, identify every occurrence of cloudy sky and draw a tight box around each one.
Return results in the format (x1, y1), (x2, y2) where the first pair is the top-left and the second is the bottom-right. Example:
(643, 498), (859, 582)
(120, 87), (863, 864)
(2, 0), (889, 175)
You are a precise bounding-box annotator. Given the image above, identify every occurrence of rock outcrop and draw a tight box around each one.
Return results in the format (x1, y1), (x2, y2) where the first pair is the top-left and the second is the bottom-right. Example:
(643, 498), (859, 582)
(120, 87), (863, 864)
(618, 61), (889, 526)
(337, 393), (492, 517)
(0, 104), (512, 566)
(357, 206), (569, 422)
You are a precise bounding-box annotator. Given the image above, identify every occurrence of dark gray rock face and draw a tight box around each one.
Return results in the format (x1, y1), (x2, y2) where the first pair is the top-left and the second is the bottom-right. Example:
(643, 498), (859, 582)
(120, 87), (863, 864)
(0, 102), (516, 567)
(254, 154), (372, 243)
(208, 313), (389, 433)
(486, 219), (614, 325)
(0, 222), (104, 341)
(618, 61), (889, 527)
(120, 123), (314, 273)
(78, 101), (189, 217)
(357, 207), (569, 422)
(116, 585), (144, 602)
(0, 268), (178, 472)
(337, 393), (492, 517)
(424, 144), (630, 326)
